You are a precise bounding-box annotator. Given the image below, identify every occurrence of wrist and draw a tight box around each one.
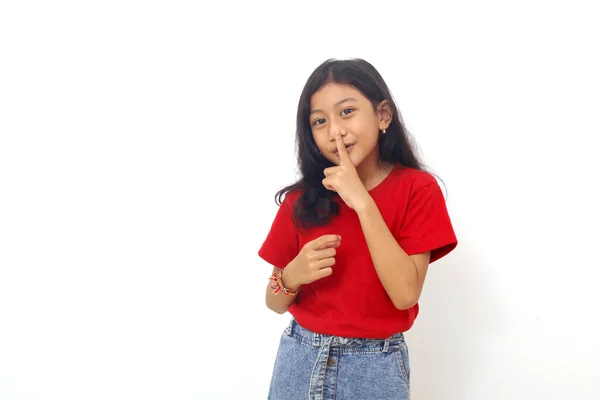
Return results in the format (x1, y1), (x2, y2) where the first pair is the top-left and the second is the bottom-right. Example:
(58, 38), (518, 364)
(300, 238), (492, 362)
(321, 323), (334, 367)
(354, 195), (376, 216)
(281, 269), (301, 291)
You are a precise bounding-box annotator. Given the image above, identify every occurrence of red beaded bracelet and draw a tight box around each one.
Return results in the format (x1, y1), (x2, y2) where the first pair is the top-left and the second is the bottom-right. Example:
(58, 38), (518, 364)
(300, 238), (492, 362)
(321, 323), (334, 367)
(269, 270), (301, 296)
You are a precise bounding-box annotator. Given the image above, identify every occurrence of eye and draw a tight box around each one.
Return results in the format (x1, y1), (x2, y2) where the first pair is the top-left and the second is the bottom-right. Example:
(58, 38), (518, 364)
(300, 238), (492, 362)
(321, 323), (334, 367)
(312, 118), (326, 126)
(341, 108), (354, 116)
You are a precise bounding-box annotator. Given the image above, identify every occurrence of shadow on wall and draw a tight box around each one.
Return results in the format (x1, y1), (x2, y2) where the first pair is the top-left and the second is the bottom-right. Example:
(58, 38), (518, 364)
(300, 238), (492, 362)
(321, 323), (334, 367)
(406, 237), (506, 400)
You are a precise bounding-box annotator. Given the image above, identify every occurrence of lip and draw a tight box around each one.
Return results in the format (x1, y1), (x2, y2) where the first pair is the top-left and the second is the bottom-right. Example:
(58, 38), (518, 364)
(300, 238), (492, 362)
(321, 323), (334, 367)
(333, 143), (355, 154)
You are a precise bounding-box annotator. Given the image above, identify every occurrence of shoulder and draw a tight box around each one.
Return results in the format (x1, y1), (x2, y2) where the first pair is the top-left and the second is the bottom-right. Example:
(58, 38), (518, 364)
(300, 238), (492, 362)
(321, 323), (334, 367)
(282, 187), (303, 202)
(278, 187), (304, 209)
(388, 166), (439, 195)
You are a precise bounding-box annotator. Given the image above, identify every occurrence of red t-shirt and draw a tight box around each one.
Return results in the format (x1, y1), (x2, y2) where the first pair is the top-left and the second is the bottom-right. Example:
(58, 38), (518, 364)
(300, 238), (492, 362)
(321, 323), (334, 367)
(258, 166), (458, 338)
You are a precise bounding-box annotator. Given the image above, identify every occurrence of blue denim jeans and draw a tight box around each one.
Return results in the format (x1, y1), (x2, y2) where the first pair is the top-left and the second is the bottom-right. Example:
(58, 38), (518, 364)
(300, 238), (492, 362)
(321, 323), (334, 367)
(268, 319), (410, 400)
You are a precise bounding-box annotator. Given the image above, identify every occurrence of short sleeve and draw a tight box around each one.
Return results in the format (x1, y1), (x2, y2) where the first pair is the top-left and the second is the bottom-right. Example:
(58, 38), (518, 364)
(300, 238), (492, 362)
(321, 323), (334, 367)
(396, 180), (458, 263)
(258, 193), (300, 269)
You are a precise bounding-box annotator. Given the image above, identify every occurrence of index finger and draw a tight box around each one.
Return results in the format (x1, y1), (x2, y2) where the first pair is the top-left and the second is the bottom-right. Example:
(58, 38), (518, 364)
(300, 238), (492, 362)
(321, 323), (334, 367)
(310, 234), (341, 250)
(334, 131), (351, 165)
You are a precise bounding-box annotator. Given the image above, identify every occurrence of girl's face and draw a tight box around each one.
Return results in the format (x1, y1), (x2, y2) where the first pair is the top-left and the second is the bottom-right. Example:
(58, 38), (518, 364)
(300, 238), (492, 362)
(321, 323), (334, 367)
(309, 83), (391, 170)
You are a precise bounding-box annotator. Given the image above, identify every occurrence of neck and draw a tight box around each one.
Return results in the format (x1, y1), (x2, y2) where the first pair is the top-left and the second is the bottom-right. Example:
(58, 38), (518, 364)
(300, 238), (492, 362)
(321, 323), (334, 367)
(356, 152), (393, 191)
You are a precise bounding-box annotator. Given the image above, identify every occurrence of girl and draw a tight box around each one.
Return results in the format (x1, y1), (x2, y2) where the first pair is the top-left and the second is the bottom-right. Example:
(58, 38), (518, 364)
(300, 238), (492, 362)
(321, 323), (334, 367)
(258, 58), (457, 400)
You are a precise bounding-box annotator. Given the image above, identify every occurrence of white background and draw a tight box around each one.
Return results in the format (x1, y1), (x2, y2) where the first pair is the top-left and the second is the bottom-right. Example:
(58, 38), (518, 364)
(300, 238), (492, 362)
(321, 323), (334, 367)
(1, 1), (599, 399)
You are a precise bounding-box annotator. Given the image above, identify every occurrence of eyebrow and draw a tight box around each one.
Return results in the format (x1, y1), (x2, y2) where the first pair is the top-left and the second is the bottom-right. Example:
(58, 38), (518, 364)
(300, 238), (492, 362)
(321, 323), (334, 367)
(310, 98), (357, 115)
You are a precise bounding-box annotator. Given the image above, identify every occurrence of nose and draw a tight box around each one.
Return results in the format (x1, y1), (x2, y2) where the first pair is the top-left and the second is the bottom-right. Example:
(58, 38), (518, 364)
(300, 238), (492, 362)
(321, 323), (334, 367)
(328, 126), (347, 141)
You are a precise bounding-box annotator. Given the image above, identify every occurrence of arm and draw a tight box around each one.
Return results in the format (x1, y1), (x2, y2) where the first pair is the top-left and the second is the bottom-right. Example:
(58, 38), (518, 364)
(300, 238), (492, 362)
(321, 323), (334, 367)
(320, 132), (431, 310)
(355, 198), (431, 310)
(265, 267), (300, 314)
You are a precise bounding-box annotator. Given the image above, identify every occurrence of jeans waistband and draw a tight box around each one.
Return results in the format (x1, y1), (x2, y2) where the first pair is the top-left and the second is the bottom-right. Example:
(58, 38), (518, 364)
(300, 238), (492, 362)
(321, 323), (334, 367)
(285, 318), (405, 352)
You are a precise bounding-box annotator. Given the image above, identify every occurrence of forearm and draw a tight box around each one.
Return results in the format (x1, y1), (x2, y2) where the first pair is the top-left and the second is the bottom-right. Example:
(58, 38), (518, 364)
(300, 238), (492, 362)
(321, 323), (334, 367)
(265, 267), (300, 314)
(356, 198), (421, 310)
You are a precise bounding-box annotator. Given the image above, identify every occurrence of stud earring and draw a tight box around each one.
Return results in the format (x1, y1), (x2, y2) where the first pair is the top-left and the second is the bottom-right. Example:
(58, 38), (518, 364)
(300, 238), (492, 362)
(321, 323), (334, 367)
(382, 129), (387, 134)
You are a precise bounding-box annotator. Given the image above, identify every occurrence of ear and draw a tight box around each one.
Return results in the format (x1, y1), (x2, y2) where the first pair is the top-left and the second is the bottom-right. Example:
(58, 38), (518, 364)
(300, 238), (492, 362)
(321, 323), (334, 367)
(376, 100), (393, 130)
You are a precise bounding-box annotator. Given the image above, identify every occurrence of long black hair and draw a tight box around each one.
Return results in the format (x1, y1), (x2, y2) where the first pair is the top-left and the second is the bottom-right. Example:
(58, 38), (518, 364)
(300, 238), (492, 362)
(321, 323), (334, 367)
(276, 58), (427, 229)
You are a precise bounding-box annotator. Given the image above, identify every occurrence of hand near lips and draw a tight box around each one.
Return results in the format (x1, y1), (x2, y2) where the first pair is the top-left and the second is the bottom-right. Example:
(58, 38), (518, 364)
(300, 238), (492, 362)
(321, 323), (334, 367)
(322, 131), (372, 211)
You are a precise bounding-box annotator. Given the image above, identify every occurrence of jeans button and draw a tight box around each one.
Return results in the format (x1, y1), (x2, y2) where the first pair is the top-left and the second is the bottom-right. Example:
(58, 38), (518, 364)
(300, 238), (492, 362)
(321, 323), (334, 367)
(327, 357), (335, 367)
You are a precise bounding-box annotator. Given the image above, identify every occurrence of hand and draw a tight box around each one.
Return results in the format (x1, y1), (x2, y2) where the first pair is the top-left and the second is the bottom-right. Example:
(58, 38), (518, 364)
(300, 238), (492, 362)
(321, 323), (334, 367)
(322, 131), (371, 211)
(282, 234), (341, 290)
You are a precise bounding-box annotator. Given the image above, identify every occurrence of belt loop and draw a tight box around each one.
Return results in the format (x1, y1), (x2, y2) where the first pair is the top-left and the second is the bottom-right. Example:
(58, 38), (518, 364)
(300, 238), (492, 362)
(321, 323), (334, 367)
(382, 338), (390, 353)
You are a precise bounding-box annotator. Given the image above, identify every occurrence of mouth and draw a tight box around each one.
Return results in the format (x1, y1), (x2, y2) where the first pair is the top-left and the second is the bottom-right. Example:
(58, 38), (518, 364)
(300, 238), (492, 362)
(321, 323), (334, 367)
(333, 143), (355, 154)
